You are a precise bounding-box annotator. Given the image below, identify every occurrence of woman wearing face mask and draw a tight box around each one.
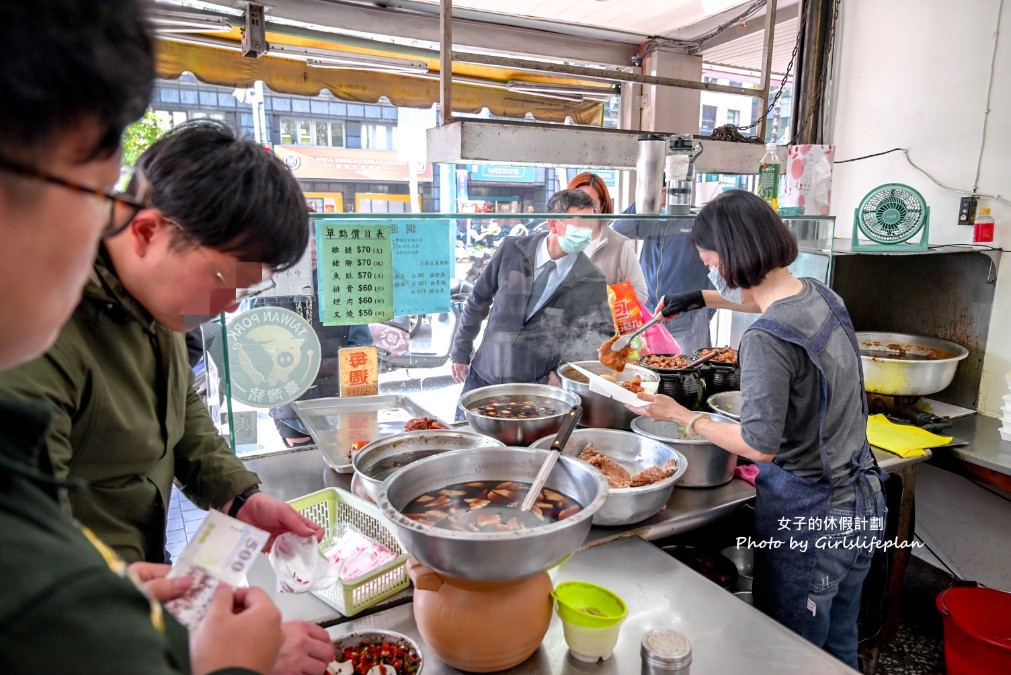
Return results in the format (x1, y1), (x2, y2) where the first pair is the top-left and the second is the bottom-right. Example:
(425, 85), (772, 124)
(567, 173), (648, 302)
(451, 189), (613, 395)
(628, 190), (887, 669)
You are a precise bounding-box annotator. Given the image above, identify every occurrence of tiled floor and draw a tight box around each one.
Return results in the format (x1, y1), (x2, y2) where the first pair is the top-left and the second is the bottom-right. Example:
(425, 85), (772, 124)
(871, 554), (949, 674)
(165, 485), (208, 562)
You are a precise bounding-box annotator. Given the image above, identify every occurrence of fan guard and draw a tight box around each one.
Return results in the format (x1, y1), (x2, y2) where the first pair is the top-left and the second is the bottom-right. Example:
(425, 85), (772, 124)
(856, 183), (928, 245)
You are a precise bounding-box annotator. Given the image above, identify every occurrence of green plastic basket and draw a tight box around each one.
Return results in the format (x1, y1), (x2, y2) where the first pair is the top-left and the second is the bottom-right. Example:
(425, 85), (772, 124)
(288, 487), (410, 616)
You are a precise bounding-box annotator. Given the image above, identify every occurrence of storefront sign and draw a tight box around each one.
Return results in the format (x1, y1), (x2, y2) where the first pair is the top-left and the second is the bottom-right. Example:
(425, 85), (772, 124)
(338, 346), (379, 397)
(225, 307), (321, 408)
(276, 146), (433, 182)
(589, 169), (619, 187)
(316, 222), (394, 325)
(392, 220), (453, 316)
(469, 164), (537, 183)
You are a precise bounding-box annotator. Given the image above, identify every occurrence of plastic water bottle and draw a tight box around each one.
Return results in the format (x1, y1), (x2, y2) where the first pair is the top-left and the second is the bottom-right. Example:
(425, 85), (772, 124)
(757, 143), (780, 211)
(974, 208), (995, 243)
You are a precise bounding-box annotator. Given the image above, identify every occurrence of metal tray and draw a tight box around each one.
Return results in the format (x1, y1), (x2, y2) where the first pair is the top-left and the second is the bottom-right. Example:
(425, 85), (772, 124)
(293, 395), (450, 473)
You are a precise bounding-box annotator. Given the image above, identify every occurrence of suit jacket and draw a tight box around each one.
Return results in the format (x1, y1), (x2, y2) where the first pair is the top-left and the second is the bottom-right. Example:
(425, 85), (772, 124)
(452, 233), (612, 384)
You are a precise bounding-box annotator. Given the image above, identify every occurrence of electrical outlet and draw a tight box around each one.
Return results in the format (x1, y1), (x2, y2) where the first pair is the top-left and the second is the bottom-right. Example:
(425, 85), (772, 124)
(958, 196), (978, 227)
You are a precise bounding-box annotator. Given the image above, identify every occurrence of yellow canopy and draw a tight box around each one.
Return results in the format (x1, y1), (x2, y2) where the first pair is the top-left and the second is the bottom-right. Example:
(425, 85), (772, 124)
(156, 36), (605, 125)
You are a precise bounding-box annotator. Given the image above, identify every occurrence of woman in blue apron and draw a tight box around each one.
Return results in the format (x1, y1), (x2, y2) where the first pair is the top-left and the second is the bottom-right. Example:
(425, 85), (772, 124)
(628, 191), (887, 669)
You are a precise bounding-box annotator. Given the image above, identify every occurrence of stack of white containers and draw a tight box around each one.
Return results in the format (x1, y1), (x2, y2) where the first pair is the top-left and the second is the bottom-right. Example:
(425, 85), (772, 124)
(1001, 370), (1011, 442)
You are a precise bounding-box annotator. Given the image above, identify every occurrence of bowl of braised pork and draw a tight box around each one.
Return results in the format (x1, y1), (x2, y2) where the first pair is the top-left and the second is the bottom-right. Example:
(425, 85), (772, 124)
(532, 428), (686, 526)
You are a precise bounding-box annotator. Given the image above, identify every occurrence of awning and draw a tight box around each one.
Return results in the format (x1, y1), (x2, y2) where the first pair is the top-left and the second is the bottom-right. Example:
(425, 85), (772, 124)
(155, 34), (605, 125)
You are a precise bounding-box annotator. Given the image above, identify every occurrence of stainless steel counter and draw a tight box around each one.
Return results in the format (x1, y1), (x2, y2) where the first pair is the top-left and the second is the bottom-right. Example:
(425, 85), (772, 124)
(243, 443), (928, 629)
(325, 537), (858, 674)
(946, 414), (1011, 477)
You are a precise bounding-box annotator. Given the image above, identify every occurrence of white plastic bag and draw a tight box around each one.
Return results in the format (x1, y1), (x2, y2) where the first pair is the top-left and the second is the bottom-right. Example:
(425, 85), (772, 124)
(268, 532), (340, 593)
(781, 144), (836, 215)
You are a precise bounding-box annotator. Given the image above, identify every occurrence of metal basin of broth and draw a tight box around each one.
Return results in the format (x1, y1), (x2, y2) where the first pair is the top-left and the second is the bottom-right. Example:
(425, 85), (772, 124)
(352, 430), (505, 503)
(859, 349), (953, 361)
(459, 384), (582, 446)
(856, 332), (969, 396)
(378, 447), (609, 581)
(469, 394), (564, 419)
(401, 480), (581, 532)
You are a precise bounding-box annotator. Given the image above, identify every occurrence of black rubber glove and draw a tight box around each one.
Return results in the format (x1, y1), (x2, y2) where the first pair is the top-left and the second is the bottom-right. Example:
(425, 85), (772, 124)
(660, 290), (706, 317)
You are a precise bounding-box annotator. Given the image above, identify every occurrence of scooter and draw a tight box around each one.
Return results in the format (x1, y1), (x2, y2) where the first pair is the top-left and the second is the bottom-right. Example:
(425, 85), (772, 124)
(371, 276), (475, 372)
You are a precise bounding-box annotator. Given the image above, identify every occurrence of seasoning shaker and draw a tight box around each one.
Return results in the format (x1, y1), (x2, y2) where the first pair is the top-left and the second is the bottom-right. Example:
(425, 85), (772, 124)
(641, 629), (692, 674)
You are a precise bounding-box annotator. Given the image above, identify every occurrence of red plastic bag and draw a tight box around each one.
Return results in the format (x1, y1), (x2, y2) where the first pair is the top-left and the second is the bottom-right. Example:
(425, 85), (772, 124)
(636, 300), (681, 355)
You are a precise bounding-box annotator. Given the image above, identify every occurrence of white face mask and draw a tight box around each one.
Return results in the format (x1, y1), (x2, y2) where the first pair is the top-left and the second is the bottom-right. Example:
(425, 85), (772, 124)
(708, 266), (743, 304)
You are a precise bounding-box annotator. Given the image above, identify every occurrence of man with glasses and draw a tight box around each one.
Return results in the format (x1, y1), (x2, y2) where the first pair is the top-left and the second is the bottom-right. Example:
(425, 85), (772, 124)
(0, 120), (338, 673)
(451, 189), (613, 394)
(0, 2), (291, 674)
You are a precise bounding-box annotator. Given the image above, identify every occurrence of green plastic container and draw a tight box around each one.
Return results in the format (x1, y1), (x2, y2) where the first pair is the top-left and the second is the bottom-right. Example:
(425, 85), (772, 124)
(552, 581), (628, 629)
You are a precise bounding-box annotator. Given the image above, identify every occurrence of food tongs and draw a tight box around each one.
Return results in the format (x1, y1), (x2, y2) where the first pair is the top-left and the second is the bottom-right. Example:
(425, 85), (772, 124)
(609, 302), (684, 352)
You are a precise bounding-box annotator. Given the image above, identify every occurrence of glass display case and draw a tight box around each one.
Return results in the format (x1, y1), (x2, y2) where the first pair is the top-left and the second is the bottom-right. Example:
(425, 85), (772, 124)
(197, 212), (836, 457)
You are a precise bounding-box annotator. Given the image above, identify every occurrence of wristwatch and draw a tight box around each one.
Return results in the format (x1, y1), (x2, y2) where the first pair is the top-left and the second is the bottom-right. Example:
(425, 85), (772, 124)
(227, 484), (261, 518)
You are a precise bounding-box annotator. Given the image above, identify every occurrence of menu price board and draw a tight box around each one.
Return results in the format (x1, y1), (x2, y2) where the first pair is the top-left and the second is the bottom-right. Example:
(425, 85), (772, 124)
(316, 222), (394, 326)
(391, 220), (453, 316)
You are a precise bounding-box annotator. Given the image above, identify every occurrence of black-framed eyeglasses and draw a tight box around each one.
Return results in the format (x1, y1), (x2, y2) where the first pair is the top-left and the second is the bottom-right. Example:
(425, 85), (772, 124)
(0, 155), (152, 238)
(164, 219), (277, 302)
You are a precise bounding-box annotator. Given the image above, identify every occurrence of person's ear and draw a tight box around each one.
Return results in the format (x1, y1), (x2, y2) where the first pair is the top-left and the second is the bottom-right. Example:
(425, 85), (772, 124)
(547, 219), (563, 235)
(125, 209), (165, 258)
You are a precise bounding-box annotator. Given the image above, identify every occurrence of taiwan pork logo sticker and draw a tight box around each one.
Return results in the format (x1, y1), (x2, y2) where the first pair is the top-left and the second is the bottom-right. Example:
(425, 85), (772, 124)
(226, 307), (321, 408)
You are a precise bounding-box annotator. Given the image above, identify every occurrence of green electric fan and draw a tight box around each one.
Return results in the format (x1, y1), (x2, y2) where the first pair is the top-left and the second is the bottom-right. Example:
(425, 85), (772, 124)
(851, 183), (930, 252)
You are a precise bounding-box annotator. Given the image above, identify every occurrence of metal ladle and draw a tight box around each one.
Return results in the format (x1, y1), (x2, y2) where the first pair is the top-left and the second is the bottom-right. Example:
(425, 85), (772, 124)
(519, 405), (582, 512)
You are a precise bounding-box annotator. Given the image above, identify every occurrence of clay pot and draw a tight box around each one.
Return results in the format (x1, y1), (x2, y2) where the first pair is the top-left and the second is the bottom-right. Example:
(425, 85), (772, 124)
(407, 558), (552, 672)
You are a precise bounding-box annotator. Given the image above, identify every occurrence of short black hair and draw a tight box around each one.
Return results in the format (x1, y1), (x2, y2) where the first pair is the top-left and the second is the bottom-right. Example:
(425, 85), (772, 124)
(691, 190), (798, 289)
(0, 0), (153, 163)
(138, 121), (309, 271)
(546, 189), (596, 214)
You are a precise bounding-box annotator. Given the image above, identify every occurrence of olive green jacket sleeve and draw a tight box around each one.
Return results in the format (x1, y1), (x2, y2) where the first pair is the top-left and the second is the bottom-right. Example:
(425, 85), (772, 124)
(172, 346), (259, 511)
(0, 260), (260, 561)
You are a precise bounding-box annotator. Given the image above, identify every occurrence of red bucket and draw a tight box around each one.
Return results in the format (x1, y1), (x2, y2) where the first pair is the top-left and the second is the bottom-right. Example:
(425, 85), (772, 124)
(936, 586), (1011, 675)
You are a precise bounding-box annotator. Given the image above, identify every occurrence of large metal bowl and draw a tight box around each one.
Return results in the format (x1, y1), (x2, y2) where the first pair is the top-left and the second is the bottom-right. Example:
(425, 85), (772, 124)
(352, 430), (505, 503)
(707, 391), (742, 421)
(531, 429), (686, 526)
(458, 383), (581, 446)
(377, 447), (608, 581)
(558, 361), (660, 430)
(631, 414), (739, 487)
(857, 332), (969, 396)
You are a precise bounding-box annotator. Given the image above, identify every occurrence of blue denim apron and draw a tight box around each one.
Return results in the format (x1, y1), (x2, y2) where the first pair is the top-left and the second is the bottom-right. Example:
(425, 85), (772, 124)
(748, 280), (888, 632)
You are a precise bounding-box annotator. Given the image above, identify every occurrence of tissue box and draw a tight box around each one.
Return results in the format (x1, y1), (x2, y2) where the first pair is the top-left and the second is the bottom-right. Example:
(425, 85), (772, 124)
(780, 145), (835, 216)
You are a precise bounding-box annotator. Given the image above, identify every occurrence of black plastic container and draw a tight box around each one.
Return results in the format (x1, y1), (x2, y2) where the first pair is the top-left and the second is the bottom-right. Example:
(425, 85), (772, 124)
(693, 349), (741, 395)
(637, 355), (707, 410)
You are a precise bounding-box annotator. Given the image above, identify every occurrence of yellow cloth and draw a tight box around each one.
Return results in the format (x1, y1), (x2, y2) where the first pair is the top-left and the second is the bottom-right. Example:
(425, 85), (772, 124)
(866, 414), (952, 457)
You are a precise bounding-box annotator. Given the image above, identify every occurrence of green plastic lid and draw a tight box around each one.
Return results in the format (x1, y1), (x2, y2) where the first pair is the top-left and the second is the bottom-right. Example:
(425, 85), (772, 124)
(552, 581), (628, 628)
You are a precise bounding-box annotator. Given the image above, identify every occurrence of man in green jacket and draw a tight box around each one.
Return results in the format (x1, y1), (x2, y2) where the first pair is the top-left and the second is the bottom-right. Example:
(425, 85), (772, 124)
(0, 119), (325, 565)
(0, 1), (284, 673)
(0, 119), (338, 673)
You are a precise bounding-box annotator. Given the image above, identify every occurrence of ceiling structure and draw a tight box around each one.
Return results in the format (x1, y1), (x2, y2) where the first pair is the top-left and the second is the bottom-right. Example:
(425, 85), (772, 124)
(168, 0), (801, 75)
